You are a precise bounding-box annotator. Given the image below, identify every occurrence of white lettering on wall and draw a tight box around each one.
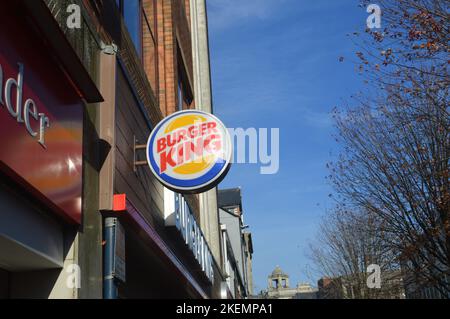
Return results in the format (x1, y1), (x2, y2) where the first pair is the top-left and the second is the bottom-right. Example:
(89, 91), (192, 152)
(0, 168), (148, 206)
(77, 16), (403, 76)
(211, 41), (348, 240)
(5, 63), (24, 122)
(0, 62), (50, 148)
(166, 189), (214, 283)
(24, 99), (38, 137)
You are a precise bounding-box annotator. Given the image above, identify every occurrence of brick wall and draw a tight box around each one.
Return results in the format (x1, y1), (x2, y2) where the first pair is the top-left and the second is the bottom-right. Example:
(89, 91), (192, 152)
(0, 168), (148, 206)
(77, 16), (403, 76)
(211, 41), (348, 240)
(149, 0), (195, 116)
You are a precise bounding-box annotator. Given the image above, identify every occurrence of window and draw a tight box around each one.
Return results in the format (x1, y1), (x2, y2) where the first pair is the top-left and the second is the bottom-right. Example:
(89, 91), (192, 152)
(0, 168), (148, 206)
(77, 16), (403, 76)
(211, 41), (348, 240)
(116, 0), (143, 58)
(177, 80), (184, 111)
(273, 279), (278, 289)
(177, 76), (193, 110)
(142, 0), (158, 96)
(177, 50), (193, 111)
(282, 279), (287, 288)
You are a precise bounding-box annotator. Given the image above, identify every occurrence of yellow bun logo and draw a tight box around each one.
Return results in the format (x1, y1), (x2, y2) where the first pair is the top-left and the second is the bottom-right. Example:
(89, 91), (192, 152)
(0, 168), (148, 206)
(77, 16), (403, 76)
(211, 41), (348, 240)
(146, 110), (232, 193)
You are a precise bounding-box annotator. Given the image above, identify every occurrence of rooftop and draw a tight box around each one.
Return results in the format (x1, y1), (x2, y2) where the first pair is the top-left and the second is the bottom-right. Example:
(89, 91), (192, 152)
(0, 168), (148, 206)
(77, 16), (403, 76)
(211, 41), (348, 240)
(218, 188), (242, 211)
(270, 266), (288, 278)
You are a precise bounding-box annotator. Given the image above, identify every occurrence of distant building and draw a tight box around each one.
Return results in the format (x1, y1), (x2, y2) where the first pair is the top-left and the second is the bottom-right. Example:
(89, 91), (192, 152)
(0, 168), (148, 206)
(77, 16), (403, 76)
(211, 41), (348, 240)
(218, 188), (254, 299)
(220, 224), (246, 299)
(402, 267), (450, 299)
(400, 246), (450, 299)
(243, 232), (254, 296)
(265, 266), (317, 299)
(317, 271), (406, 299)
(317, 277), (344, 299)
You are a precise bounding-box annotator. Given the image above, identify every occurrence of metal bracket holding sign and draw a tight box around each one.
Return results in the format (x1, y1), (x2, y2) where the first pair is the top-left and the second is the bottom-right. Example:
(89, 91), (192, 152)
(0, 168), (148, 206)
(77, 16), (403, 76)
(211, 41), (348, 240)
(133, 136), (148, 173)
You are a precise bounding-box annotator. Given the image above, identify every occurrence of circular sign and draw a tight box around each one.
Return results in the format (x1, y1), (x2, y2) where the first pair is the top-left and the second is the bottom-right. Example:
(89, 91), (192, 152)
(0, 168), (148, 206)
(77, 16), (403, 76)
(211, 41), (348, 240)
(146, 110), (232, 193)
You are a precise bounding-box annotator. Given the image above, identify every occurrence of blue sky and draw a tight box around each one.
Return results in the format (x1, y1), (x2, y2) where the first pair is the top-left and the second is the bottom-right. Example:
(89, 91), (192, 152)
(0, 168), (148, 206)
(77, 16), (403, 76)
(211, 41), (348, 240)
(207, 0), (368, 292)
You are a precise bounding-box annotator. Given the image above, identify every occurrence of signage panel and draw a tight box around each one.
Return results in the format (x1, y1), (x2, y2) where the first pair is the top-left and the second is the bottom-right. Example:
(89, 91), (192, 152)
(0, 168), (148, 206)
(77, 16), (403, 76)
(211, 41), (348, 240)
(114, 219), (126, 283)
(146, 110), (232, 194)
(168, 193), (214, 283)
(0, 9), (84, 223)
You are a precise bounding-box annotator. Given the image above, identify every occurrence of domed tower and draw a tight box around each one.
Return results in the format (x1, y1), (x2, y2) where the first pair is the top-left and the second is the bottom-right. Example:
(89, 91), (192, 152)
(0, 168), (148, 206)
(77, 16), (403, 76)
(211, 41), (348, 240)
(268, 266), (290, 290)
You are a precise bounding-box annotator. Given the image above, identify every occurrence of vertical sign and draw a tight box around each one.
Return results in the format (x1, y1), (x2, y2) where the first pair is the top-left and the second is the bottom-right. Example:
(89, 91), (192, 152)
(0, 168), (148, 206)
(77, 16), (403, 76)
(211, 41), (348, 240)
(114, 219), (126, 283)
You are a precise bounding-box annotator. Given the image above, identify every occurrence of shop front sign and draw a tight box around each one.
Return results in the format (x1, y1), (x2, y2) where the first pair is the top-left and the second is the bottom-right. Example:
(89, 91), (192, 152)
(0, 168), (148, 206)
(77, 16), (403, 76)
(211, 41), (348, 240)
(0, 11), (84, 224)
(146, 110), (232, 194)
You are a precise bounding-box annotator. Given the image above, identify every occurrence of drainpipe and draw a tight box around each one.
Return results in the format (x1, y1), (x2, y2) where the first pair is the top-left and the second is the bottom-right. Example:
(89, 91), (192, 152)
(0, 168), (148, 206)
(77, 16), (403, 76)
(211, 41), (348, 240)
(104, 217), (118, 299)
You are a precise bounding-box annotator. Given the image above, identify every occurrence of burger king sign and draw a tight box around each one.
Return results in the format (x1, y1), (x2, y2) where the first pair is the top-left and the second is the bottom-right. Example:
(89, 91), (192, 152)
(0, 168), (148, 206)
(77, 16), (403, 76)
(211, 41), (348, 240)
(146, 110), (232, 193)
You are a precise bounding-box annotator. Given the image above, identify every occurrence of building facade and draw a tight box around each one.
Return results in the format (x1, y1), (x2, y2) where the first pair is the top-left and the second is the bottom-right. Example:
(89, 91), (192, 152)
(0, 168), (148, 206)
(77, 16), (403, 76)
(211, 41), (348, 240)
(265, 266), (317, 299)
(402, 268), (450, 299)
(317, 271), (406, 299)
(218, 188), (254, 298)
(400, 245), (450, 299)
(0, 0), (103, 298)
(243, 232), (254, 296)
(220, 223), (246, 299)
(0, 0), (234, 299)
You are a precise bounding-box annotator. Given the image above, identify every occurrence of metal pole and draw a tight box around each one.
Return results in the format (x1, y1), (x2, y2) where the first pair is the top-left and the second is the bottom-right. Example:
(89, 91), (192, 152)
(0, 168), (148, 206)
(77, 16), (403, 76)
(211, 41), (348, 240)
(104, 217), (118, 299)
